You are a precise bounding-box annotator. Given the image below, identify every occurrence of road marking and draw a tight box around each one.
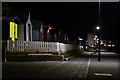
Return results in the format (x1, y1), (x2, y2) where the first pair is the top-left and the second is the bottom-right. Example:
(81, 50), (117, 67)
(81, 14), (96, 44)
(78, 76), (82, 78)
(30, 61), (67, 78)
(94, 73), (112, 77)
(84, 52), (91, 78)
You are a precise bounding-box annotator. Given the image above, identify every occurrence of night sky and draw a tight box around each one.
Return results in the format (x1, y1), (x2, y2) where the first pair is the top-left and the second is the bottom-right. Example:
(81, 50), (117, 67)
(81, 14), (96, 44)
(3, 2), (119, 41)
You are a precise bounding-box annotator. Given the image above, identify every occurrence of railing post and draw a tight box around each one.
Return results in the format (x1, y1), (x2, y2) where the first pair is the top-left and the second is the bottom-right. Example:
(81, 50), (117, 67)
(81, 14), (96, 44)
(3, 40), (7, 62)
(7, 40), (9, 51)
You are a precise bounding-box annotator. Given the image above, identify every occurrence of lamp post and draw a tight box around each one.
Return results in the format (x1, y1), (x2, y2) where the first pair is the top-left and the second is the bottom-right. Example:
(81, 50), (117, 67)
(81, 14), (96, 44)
(95, 26), (101, 61)
(96, 0), (101, 61)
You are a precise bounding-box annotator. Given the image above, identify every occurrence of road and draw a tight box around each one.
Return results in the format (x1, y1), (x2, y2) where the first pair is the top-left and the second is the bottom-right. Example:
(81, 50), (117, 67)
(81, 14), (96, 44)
(2, 51), (119, 80)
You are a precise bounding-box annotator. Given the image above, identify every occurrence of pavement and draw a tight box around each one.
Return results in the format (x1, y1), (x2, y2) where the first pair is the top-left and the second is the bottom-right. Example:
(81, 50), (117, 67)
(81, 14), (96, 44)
(87, 52), (119, 80)
(2, 51), (119, 80)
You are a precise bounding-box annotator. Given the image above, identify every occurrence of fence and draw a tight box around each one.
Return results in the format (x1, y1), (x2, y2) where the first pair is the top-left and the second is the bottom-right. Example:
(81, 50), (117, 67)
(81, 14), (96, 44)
(6, 40), (79, 53)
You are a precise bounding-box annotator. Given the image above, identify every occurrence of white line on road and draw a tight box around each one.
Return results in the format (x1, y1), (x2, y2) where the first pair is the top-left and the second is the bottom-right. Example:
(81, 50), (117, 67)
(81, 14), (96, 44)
(30, 61), (67, 78)
(84, 52), (91, 78)
(94, 73), (112, 77)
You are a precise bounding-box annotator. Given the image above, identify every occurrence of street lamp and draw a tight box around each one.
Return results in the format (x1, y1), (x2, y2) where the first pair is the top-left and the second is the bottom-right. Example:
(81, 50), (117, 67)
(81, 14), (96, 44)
(95, 26), (101, 61)
(78, 37), (83, 41)
(96, 26), (100, 30)
(95, 35), (97, 38)
(95, 0), (101, 61)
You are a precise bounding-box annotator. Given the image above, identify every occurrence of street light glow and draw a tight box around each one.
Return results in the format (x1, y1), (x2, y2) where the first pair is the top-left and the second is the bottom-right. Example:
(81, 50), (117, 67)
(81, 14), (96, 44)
(96, 26), (100, 30)
(79, 38), (83, 41)
(78, 37), (83, 41)
(95, 35), (97, 38)
(112, 45), (115, 47)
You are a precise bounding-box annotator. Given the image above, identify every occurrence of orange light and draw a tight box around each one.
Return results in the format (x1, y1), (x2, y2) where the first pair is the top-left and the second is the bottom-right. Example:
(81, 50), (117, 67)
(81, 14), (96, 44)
(43, 25), (54, 29)
(49, 27), (52, 30)
(108, 41), (112, 43)
(49, 27), (53, 30)
(108, 45), (111, 47)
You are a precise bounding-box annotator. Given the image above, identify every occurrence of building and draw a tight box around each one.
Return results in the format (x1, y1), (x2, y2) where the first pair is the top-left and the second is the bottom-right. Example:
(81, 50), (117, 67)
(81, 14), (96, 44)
(2, 5), (43, 42)
(2, 5), (67, 43)
(2, 16), (21, 41)
(2, 6), (26, 41)
(87, 33), (94, 47)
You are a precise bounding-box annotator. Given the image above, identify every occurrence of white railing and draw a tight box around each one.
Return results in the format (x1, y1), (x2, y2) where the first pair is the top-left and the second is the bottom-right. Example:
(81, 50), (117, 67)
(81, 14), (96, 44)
(7, 40), (79, 53)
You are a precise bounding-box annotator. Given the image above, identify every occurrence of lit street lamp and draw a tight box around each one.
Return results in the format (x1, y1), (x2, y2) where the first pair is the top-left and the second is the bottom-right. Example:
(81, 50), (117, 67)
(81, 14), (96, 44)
(95, 26), (101, 61)
(95, 35), (97, 38)
(78, 37), (83, 41)
(94, 0), (101, 61)
(96, 26), (100, 30)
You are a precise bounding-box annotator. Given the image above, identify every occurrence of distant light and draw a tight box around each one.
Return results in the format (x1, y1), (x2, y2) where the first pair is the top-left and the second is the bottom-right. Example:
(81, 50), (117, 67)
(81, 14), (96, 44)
(108, 44), (115, 47)
(49, 27), (52, 30)
(112, 45), (115, 47)
(108, 41), (112, 43)
(97, 39), (99, 41)
(78, 37), (83, 41)
(96, 26), (100, 30)
(79, 38), (83, 41)
(100, 42), (103, 45)
(108, 45), (111, 47)
(100, 41), (103, 45)
(104, 44), (107, 47)
(97, 41), (99, 43)
(95, 35), (97, 38)
(48, 27), (53, 30)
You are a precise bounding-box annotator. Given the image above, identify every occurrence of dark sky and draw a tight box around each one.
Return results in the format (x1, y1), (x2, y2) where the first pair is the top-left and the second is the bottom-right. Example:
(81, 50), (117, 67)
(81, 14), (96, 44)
(3, 2), (119, 40)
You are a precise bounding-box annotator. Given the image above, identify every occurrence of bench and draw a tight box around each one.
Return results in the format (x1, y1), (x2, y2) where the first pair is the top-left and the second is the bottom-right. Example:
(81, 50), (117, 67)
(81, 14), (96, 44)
(24, 49), (53, 56)
(28, 53), (53, 56)
(24, 49), (49, 53)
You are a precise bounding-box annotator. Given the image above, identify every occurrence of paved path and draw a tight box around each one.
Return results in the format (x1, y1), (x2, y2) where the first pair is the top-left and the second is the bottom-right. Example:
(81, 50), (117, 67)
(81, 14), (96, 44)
(2, 52), (119, 80)
(87, 52), (119, 80)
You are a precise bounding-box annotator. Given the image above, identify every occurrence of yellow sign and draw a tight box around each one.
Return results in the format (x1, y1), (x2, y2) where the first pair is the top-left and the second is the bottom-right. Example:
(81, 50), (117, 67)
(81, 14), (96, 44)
(10, 22), (18, 47)
(10, 22), (18, 40)
(15, 23), (18, 39)
(10, 22), (15, 41)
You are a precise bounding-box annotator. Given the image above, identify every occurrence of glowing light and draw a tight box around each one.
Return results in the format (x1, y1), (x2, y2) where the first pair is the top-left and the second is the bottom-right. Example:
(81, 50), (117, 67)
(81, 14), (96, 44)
(49, 27), (53, 30)
(108, 41), (112, 43)
(104, 44), (107, 47)
(97, 41), (99, 43)
(95, 35), (97, 38)
(112, 45), (115, 47)
(78, 37), (83, 41)
(100, 42), (103, 45)
(108, 45), (111, 47)
(79, 38), (83, 40)
(96, 26), (100, 30)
